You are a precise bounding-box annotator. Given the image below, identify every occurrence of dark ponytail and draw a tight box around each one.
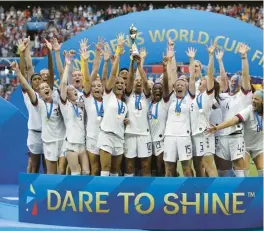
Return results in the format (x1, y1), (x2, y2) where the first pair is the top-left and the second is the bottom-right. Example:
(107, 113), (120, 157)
(214, 79), (222, 104)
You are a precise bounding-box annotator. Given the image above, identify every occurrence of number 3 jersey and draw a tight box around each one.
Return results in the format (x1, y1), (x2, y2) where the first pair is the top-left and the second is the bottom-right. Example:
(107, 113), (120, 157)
(219, 90), (252, 136)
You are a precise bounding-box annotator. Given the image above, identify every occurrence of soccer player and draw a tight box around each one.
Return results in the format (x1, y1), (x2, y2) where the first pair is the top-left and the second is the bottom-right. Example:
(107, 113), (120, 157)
(148, 55), (171, 176)
(97, 34), (127, 176)
(214, 43), (252, 177)
(124, 52), (152, 177)
(16, 38), (45, 173)
(206, 90), (263, 176)
(59, 51), (89, 176)
(11, 61), (66, 174)
(190, 42), (219, 177)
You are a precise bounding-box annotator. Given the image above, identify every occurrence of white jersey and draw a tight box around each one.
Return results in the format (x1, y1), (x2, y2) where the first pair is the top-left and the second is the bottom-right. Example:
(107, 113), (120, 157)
(237, 105), (263, 150)
(23, 91), (42, 131)
(36, 99), (65, 142)
(52, 88), (60, 104)
(219, 90), (252, 136)
(84, 94), (103, 140)
(165, 93), (193, 137)
(125, 92), (151, 135)
(60, 100), (85, 144)
(209, 106), (223, 136)
(190, 91), (214, 135)
(148, 98), (170, 141)
(100, 91), (128, 140)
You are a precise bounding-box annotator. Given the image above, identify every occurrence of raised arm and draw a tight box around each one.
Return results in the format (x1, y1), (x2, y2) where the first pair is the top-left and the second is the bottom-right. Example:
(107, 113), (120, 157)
(24, 36), (34, 79)
(166, 38), (178, 92)
(17, 39), (28, 78)
(101, 46), (111, 89)
(134, 54), (150, 96)
(186, 47), (197, 96)
(135, 47), (147, 77)
(162, 55), (170, 99)
(80, 46), (92, 95)
(215, 49), (229, 92)
(44, 39), (55, 89)
(105, 34), (125, 91)
(91, 37), (105, 81)
(238, 43), (251, 91)
(60, 52), (74, 101)
(10, 61), (36, 104)
(52, 38), (63, 80)
(206, 41), (217, 91)
(125, 58), (135, 95)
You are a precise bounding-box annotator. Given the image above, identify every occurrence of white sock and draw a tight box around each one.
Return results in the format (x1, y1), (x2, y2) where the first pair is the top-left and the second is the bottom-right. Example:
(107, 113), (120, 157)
(110, 173), (119, 177)
(124, 173), (134, 177)
(234, 170), (245, 177)
(101, 171), (110, 176)
(244, 169), (250, 177)
(258, 169), (264, 177)
(71, 172), (80, 176)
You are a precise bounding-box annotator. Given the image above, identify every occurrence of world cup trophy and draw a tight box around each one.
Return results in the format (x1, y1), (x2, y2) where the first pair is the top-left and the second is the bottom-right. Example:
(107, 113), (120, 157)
(129, 24), (139, 59)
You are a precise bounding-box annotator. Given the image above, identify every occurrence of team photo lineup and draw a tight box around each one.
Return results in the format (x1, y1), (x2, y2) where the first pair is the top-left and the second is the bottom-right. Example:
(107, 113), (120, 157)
(9, 26), (263, 178)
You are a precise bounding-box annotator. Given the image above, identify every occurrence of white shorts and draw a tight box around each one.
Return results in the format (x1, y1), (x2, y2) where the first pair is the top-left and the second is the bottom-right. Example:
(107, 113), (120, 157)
(192, 133), (215, 157)
(124, 134), (152, 158)
(245, 138), (263, 159)
(86, 137), (99, 155)
(246, 148), (263, 160)
(63, 140), (86, 155)
(152, 140), (164, 156)
(27, 130), (43, 154)
(43, 140), (64, 161)
(97, 131), (124, 156)
(164, 136), (192, 162)
(217, 135), (245, 161)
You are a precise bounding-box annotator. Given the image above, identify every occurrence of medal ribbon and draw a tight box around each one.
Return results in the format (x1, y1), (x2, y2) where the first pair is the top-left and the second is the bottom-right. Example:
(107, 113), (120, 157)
(44, 102), (53, 120)
(135, 93), (142, 110)
(175, 94), (186, 114)
(94, 99), (103, 117)
(117, 99), (124, 116)
(196, 93), (203, 110)
(149, 101), (159, 120)
(255, 112), (263, 131)
(72, 103), (79, 117)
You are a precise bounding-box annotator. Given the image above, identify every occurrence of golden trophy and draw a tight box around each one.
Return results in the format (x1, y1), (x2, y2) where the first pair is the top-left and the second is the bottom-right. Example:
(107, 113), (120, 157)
(129, 24), (139, 59)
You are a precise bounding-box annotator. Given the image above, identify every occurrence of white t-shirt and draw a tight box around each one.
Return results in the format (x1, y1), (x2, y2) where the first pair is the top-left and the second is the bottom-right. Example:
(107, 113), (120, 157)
(237, 105), (263, 149)
(190, 91), (214, 135)
(165, 94), (193, 137)
(100, 91), (128, 140)
(125, 92), (151, 135)
(77, 89), (84, 103)
(59, 100), (85, 144)
(23, 91), (42, 131)
(148, 98), (170, 142)
(35, 99), (65, 142)
(219, 90), (252, 136)
(84, 93), (103, 140)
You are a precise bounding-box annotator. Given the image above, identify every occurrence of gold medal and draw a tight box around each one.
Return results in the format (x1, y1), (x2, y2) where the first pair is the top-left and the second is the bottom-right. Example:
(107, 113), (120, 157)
(46, 118), (49, 123)
(176, 112), (181, 116)
(117, 115), (121, 119)
(97, 116), (102, 121)
(154, 119), (158, 124)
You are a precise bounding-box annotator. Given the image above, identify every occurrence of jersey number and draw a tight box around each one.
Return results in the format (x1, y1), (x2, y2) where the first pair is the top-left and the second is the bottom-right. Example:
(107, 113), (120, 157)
(200, 142), (204, 153)
(147, 142), (152, 151)
(257, 125), (261, 132)
(226, 103), (229, 110)
(155, 142), (161, 149)
(190, 103), (194, 111)
(53, 109), (59, 116)
(185, 145), (191, 154)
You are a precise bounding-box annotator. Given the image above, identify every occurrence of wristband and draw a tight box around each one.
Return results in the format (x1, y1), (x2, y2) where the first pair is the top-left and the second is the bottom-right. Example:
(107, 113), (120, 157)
(241, 57), (246, 59)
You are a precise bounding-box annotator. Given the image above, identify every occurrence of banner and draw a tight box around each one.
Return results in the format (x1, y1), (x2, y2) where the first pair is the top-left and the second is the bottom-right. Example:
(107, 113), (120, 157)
(34, 9), (263, 78)
(19, 174), (263, 230)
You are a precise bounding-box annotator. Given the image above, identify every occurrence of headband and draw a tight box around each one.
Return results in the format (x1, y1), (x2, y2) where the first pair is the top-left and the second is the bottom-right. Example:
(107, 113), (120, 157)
(30, 73), (41, 82)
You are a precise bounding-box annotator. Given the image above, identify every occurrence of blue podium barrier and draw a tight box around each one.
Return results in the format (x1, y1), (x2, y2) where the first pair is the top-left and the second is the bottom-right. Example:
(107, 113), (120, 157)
(19, 174), (263, 230)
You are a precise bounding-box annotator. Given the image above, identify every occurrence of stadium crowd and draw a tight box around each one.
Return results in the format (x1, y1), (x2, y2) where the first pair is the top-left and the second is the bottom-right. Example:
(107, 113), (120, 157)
(0, 2), (263, 58)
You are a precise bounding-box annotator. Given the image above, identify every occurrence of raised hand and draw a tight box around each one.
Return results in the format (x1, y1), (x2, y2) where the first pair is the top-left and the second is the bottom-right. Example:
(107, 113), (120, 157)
(17, 39), (28, 53)
(44, 38), (52, 51)
(206, 40), (218, 55)
(80, 38), (89, 50)
(102, 46), (111, 61)
(52, 38), (61, 51)
(79, 46), (90, 61)
(166, 47), (175, 60)
(94, 36), (106, 52)
(9, 61), (20, 72)
(238, 43), (250, 56)
(140, 47), (147, 59)
(186, 47), (197, 59)
(133, 54), (141, 66)
(215, 49), (224, 60)
(64, 51), (72, 65)
(167, 37), (174, 49)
